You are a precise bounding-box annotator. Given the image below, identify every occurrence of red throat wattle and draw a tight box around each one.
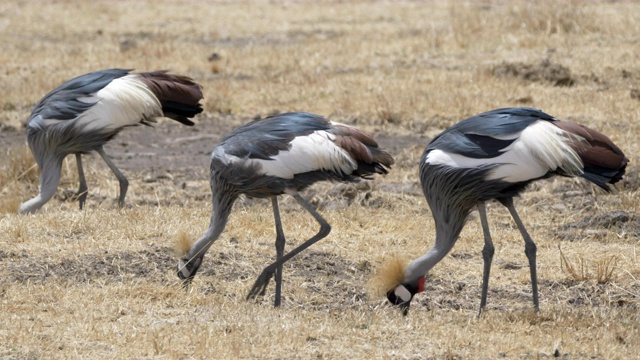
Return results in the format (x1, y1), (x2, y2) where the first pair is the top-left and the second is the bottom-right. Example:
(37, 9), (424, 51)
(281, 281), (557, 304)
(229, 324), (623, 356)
(417, 276), (426, 293)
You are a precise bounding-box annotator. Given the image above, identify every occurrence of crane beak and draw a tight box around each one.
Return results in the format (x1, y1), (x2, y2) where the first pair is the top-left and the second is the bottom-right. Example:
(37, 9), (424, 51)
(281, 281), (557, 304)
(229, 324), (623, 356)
(386, 276), (425, 316)
(177, 256), (203, 287)
(386, 284), (414, 316)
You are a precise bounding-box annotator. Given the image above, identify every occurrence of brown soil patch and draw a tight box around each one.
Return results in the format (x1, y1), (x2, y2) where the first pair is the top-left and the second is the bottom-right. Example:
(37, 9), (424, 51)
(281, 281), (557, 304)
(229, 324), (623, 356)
(491, 59), (576, 87)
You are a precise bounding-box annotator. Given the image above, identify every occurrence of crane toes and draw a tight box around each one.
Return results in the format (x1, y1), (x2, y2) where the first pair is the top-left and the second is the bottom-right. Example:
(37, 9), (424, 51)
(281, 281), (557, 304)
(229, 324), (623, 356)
(246, 268), (275, 301)
(71, 187), (88, 210)
(77, 194), (87, 210)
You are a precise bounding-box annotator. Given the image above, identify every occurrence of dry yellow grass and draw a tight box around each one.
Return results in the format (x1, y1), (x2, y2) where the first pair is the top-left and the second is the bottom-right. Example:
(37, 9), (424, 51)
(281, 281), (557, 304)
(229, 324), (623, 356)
(0, 144), (38, 214)
(1, 0), (640, 358)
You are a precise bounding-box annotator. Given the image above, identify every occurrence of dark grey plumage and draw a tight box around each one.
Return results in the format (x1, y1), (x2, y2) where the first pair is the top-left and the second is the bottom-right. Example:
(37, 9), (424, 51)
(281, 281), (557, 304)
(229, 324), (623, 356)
(386, 107), (627, 315)
(19, 69), (203, 214)
(177, 112), (394, 307)
(30, 69), (131, 122)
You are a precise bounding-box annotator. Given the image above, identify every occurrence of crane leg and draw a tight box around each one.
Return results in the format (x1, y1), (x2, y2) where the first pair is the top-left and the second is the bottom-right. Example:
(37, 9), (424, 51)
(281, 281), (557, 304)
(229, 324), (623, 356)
(272, 197), (285, 307)
(501, 197), (539, 311)
(96, 147), (128, 207)
(75, 154), (88, 210)
(477, 201), (494, 315)
(247, 193), (331, 302)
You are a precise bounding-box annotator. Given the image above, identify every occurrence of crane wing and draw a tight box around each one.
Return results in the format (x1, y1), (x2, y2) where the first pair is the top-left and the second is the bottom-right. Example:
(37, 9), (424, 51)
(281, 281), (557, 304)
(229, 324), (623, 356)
(217, 113), (354, 179)
(27, 69), (132, 125)
(427, 107), (554, 158)
(215, 112), (392, 180)
(424, 108), (583, 183)
(220, 112), (331, 159)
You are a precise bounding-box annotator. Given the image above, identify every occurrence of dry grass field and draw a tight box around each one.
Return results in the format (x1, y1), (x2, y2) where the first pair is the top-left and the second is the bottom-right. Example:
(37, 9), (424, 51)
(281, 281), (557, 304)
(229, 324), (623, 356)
(1, 0), (640, 358)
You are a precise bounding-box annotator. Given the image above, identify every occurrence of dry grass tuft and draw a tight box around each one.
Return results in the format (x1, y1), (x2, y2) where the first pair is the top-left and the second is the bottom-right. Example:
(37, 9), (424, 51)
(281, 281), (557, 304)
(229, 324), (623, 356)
(174, 230), (194, 258)
(596, 255), (618, 284)
(370, 256), (408, 297)
(559, 244), (588, 282)
(0, 196), (21, 215)
(0, 145), (38, 214)
(559, 245), (619, 284)
(0, 145), (38, 187)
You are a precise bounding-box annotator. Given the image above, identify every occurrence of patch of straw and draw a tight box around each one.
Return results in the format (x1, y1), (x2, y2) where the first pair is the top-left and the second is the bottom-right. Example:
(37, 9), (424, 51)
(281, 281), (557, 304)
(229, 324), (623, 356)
(0, 197), (21, 215)
(0, 145), (39, 214)
(0, 145), (38, 188)
(559, 244), (588, 282)
(559, 244), (618, 284)
(596, 255), (618, 284)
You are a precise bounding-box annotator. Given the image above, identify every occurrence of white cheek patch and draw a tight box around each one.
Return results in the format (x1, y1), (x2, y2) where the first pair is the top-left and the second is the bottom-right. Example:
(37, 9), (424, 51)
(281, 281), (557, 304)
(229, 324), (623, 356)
(394, 285), (413, 303)
(177, 259), (191, 278)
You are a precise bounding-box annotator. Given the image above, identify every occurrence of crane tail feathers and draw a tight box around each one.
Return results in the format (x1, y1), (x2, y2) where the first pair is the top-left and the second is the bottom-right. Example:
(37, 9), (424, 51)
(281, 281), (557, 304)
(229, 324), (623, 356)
(554, 120), (628, 190)
(135, 71), (204, 126)
(329, 123), (395, 177)
(160, 101), (198, 126)
(370, 148), (395, 170)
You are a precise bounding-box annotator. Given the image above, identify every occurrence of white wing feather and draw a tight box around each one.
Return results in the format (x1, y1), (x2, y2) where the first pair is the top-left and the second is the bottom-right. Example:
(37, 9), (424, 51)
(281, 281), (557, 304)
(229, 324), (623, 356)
(71, 75), (162, 132)
(226, 131), (357, 179)
(426, 121), (583, 183)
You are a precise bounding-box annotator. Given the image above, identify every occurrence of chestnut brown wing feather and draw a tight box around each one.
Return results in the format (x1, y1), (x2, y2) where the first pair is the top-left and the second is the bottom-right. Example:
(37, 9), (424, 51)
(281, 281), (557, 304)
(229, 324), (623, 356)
(329, 124), (394, 176)
(135, 71), (204, 126)
(554, 119), (628, 186)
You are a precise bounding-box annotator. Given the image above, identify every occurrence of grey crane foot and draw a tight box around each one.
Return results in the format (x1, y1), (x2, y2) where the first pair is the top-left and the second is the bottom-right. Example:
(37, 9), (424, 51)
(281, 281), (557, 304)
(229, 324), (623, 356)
(246, 267), (275, 301)
(76, 192), (87, 210)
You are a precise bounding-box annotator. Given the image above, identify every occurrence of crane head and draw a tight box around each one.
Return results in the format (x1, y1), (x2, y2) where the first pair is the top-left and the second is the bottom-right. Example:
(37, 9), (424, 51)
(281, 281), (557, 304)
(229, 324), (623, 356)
(177, 256), (203, 287)
(386, 276), (425, 316)
(175, 230), (201, 286)
(370, 256), (426, 315)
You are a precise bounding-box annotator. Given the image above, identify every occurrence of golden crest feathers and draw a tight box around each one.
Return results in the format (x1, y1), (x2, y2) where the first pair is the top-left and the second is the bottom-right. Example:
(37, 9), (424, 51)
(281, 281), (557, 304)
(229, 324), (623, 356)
(369, 256), (408, 297)
(174, 230), (195, 257)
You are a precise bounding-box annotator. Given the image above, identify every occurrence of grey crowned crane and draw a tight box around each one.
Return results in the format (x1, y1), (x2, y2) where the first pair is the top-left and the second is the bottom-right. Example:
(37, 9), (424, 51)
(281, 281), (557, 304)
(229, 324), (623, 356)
(384, 107), (627, 315)
(19, 69), (203, 214)
(177, 112), (394, 307)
